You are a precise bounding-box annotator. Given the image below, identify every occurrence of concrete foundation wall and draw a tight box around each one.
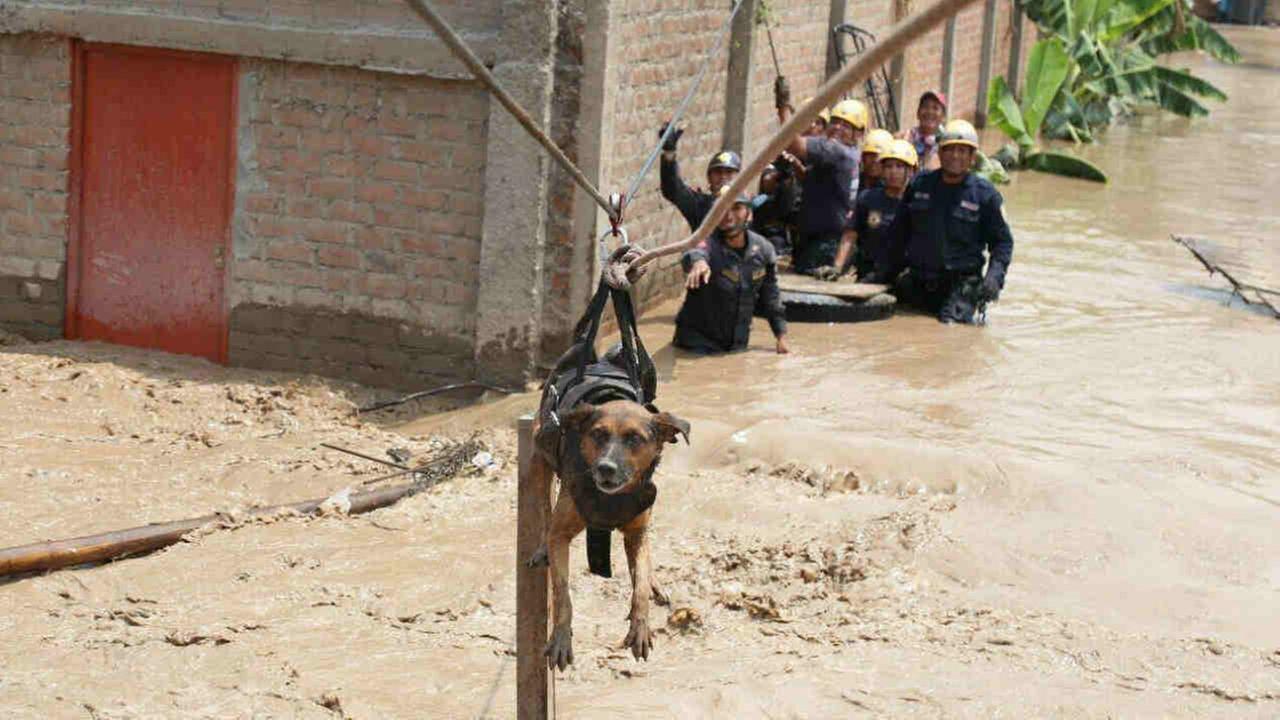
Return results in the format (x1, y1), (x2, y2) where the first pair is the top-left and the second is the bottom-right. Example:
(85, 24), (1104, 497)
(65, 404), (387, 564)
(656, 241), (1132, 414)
(230, 59), (489, 388)
(0, 34), (69, 341)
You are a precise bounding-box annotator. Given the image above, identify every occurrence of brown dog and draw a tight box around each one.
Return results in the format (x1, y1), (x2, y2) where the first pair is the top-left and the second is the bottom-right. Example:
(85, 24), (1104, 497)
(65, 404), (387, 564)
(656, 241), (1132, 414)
(530, 399), (689, 670)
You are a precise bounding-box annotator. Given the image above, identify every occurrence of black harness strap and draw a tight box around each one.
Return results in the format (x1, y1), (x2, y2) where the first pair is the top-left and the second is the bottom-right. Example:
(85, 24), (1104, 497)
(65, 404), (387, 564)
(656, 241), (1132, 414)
(540, 273), (657, 579)
(567, 278), (655, 406)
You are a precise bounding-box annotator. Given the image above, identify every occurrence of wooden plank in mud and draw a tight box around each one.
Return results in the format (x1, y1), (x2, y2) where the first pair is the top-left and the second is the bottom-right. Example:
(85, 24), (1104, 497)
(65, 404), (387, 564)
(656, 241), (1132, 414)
(777, 272), (890, 300)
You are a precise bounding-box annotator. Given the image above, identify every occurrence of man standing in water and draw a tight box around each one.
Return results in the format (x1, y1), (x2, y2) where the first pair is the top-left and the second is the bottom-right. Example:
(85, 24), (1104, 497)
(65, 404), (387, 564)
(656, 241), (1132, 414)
(867, 120), (1013, 324)
(676, 189), (789, 354)
(658, 122), (742, 231)
(775, 78), (866, 274)
(822, 139), (918, 280)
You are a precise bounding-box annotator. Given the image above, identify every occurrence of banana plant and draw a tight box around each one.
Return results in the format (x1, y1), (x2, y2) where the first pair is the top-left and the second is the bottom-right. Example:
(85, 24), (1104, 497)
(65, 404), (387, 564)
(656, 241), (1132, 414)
(987, 39), (1108, 182)
(1020, 0), (1233, 141)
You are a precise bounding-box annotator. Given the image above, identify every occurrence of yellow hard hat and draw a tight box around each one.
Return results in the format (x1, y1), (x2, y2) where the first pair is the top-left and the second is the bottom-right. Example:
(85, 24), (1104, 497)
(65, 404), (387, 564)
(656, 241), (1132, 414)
(862, 128), (895, 156)
(802, 98), (831, 124)
(829, 99), (869, 130)
(880, 139), (919, 167)
(937, 118), (979, 149)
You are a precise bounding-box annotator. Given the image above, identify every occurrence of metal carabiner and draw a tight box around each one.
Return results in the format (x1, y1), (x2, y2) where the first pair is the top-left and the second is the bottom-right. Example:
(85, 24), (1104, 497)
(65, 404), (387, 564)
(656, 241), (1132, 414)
(598, 226), (631, 269)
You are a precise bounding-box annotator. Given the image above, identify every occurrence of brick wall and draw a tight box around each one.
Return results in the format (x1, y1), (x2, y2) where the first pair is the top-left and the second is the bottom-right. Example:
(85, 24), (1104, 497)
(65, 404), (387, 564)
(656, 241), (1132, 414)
(0, 34), (69, 341)
(608, 0), (733, 314)
(229, 59), (489, 388)
(746, 0), (837, 158)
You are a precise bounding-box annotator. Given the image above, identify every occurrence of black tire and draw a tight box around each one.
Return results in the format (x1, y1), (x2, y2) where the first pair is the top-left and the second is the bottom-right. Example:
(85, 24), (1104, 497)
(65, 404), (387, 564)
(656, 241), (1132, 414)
(782, 290), (896, 323)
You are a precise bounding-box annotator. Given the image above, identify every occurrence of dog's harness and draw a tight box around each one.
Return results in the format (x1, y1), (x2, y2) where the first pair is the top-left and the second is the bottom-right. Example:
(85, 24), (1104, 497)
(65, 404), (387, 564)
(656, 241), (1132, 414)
(535, 277), (658, 577)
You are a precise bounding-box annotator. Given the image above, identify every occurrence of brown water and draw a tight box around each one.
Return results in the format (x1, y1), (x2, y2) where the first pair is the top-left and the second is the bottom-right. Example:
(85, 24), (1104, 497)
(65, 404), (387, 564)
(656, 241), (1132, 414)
(3, 27), (1279, 720)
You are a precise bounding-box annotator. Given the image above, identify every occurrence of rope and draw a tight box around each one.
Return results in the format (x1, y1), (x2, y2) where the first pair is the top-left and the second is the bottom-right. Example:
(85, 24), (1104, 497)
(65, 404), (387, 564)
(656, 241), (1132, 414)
(401, 0), (620, 224)
(621, 0), (746, 212)
(630, 0), (983, 272)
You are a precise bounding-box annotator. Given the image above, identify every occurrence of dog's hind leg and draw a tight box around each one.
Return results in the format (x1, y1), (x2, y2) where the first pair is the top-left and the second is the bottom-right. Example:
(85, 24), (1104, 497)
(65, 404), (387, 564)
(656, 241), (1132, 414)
(545, 477), (585, 671)
(621, 509), (655, 661)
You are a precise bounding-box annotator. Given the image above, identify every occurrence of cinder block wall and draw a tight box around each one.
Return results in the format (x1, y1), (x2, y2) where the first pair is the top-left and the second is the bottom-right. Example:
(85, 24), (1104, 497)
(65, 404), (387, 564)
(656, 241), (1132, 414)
(0, 35), (70, 341)
(229, 61), (489, 388)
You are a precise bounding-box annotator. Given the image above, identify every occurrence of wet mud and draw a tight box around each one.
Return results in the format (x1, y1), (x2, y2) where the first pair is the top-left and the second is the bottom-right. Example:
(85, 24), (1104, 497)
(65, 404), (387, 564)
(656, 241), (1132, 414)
(3, 27), (1280, 720)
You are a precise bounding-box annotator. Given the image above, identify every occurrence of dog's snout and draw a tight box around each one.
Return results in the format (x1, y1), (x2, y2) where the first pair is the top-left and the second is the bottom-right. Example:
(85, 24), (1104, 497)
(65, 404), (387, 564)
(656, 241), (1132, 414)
(595, 459), (619, 482)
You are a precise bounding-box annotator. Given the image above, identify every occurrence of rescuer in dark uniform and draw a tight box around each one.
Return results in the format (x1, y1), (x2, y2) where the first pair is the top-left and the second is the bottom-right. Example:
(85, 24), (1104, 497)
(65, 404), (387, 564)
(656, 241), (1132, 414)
(865, 120), (1013, 324)
(658, 122), (742, 231)
(858, 128), (895, 193)
(675, 188), (789, 355)
(821, 138), (918, 280)
(775, 78), (867, 275)
(750, 154), (800, 256)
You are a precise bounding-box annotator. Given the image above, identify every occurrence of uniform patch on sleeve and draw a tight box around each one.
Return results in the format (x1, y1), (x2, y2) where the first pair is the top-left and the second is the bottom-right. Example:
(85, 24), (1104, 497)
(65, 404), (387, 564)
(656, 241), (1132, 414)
(960, 200), (980, 211)
(722, 268), (740, 283)
(916, 192), (930, 200)
(752, 268), (766, 282)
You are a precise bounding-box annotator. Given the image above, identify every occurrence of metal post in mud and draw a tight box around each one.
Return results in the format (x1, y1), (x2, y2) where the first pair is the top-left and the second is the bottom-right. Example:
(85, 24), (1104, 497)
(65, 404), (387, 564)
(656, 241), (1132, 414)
(515, 414), (549, 720)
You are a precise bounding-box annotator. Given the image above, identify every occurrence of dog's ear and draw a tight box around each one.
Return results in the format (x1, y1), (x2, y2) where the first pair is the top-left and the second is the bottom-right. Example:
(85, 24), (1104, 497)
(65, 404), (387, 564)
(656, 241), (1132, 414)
(561, 404), (598, 433)
(651, 411), (690, 445)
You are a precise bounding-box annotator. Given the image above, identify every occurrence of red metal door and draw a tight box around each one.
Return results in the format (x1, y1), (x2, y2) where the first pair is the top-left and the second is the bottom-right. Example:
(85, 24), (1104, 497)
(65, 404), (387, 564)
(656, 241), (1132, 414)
(67, 44), (236, 363)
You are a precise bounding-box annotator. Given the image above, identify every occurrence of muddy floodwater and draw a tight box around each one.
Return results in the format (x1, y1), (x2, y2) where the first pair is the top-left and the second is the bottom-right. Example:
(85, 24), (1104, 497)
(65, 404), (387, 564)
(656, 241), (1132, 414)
(3, 27), (1279, 720)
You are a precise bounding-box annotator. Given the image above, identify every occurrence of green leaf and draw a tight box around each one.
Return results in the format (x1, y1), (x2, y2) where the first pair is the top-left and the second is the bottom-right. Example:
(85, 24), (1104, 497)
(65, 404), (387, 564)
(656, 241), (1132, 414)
(1026, 0), (1073, 36)
(988, 75), (1031, 147)
(974, 150), (1012, 185)
(1025, 151), (1108, 182)
(1070, 0), (1097, 36)
(1102, 0), (1173, 42)
(1142, 15), (1241, 64)
(1155, 82), (1210, 117)
(1153, 65), (1227, 102)
(1022, 39), (1072, 137)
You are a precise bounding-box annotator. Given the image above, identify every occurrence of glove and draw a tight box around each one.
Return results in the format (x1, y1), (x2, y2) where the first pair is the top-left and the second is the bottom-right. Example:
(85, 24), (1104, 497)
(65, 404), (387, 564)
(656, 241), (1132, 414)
(812, 265), (842, 281)
(659, 122), (684, 152)
(980, 272), (1002, 302)
(774, 75), (792, 110)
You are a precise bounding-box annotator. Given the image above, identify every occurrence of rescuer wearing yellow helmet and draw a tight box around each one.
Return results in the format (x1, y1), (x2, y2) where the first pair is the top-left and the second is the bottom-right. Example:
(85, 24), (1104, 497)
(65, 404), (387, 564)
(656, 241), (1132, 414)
(774, 76), (867, 274)
(822, 139), (919, 280)
(865, 119), (1014, 324)
(859, 128), (896, 191)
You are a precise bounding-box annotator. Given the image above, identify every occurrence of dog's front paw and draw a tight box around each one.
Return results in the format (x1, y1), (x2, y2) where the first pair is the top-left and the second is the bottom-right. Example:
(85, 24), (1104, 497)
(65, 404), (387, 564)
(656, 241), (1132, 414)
(622, 617), (654, 661)
(545, 624), (574, 671)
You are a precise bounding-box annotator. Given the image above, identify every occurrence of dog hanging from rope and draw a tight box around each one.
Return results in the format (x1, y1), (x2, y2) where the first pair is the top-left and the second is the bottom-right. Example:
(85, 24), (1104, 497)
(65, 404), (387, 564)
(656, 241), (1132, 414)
(528, 246), (691, 669)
